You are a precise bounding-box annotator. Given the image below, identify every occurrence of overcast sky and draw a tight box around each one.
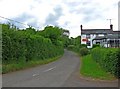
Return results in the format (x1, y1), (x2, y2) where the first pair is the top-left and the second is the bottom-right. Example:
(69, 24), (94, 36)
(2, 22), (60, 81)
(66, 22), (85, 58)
(0, 0), (119, 37)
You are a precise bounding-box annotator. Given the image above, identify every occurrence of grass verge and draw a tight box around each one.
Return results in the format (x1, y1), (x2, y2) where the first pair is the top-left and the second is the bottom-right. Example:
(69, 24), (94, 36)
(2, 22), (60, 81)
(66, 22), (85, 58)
(80, 54), (116, 80)
(2, 55), (62, 74)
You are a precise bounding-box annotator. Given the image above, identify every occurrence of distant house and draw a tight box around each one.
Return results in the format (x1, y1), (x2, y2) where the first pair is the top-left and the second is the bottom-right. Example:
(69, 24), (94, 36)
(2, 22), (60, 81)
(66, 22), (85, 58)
(63, 30), (70, 37)
(81, 24), (120, 48)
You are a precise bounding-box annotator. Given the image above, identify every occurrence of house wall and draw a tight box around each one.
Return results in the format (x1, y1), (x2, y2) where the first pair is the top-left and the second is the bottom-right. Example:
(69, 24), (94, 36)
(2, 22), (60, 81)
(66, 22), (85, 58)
(63, 32), (69, 36)
(81, 34), (87, 44)
(81, 34), (96, 48)
(81, 24), (120, 48)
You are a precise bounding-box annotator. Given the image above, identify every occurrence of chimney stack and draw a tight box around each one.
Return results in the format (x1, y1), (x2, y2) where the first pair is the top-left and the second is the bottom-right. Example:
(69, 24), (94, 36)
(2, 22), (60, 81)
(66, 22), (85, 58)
(110, 24), (113, 30)
(80, 25), (83, 30)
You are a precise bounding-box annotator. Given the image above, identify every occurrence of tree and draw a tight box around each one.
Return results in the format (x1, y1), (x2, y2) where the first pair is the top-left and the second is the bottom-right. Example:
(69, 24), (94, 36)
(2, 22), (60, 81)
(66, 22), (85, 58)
(40, 26), (63, 45)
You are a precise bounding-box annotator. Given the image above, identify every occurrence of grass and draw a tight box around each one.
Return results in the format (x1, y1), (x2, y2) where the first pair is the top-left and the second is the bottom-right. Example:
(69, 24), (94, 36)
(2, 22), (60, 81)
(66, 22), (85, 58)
(80, 54), (116, 80)
(2, 55), (62, 74)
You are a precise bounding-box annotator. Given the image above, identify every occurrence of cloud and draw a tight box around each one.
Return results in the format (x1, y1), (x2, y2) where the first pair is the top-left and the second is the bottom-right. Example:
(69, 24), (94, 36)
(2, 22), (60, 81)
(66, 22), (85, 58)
(0, 0), (33, 18)
(44, 6), (63, 26)
(8, 13), (38, 28)
(0, 0), (119, 37)
(12, 13), (35, 23)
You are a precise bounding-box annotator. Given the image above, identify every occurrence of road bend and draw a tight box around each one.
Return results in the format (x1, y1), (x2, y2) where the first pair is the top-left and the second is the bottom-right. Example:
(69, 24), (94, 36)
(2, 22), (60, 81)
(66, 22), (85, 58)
(2, 50), (118, 87)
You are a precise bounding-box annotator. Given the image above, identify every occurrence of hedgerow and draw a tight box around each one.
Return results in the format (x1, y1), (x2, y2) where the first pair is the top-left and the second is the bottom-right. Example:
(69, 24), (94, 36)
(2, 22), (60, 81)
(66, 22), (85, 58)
(2, 24), (64, 65)
(91, 47), (119, 78)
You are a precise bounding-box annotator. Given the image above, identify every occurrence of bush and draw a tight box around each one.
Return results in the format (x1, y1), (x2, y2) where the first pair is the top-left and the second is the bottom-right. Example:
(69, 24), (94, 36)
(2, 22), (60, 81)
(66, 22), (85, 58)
(79, 44), (87, 48)
(91, 47), (119, 78)
(67, 45), (80, 53)
(79, 47), (89, 56)
(93, 44), (100, 48)
(2, 24), (64, 65)
(80, 54), (115, 80)
(67, 45), (75, 50)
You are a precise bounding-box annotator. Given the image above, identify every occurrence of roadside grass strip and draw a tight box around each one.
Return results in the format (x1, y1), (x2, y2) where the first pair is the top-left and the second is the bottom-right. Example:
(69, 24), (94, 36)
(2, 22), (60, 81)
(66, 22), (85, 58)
(80, 54), (116, 80)
(2, 55), (62, 74)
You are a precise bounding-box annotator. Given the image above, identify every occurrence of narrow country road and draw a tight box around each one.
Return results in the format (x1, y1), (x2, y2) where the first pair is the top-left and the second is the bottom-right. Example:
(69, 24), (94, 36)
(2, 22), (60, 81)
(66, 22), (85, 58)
(2, 50), (118, 87)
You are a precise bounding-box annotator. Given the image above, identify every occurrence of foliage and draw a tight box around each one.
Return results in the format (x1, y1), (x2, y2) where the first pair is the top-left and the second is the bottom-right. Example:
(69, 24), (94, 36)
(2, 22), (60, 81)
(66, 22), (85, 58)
(93, 44), (100, 48)
(40, 26), (70, 47)
(60, 35), (70, 48)
(79, 47), (89, 56)
(2, 24), (64, 65)
(80, 54), (115, 80)
(91, 47), (119, 78)
(39, 26), (63, 45)
(69, 36), (81, 46)
(79, 44), (87, 48)
(67, 36), (88, 55)
(2, 55), (62, 74)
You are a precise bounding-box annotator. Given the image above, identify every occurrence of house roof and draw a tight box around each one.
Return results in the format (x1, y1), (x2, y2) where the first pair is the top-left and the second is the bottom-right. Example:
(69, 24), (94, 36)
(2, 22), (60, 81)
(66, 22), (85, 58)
(80, 24), (115, 34)
(81, 24), (120, 40)
(81, 29), (113, 34)
(107, 33), (120, 39)
(93, 31), (120, 40)
(93, 36), (106, 40)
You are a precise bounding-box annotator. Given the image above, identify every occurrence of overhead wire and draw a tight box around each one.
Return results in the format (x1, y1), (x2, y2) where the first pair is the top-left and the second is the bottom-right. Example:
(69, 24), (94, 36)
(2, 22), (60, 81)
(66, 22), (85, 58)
(0, 16), (40, 29)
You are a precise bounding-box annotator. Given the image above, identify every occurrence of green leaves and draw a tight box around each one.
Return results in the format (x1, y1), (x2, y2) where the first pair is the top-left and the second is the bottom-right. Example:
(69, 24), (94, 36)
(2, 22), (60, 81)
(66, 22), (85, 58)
(2, 24), (64, 65)
(79, 47), (89, 56)
(40, 26), (62, 43)
(91, 47), (119, 78)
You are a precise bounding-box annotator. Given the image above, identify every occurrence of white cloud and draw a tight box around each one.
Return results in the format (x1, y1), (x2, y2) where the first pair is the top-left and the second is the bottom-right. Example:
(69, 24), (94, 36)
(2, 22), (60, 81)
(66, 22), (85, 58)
(0, 0), (119, 37)
(0, 0), (33, 17)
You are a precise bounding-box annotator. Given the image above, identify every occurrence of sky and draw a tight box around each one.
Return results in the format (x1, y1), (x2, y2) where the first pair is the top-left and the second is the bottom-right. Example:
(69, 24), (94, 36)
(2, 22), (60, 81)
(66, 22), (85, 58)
(0, 0), (119, 37)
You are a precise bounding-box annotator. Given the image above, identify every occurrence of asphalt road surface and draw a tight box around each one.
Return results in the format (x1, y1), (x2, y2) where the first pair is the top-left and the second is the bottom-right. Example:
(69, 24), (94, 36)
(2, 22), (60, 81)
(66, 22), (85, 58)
(2, 50), (118, 87)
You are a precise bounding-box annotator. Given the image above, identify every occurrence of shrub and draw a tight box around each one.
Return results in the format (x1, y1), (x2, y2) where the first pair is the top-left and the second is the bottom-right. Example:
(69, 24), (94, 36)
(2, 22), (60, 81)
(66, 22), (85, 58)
(2, 24), (64, 65)
(79, 47), (89, 56)
(79, 44), (87, 48)
(91, 47), (119, 78)
(93, 44), (100, 48)
(67, 45), (80, 53)
(67, 45), (75, 50)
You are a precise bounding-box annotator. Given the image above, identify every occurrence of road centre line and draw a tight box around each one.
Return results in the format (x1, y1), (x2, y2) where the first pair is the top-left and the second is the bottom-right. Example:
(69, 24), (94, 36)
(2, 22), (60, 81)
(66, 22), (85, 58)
(43, 66), (56, 72)
(32, 74), (39, 77)
(32, 66), (56, 77)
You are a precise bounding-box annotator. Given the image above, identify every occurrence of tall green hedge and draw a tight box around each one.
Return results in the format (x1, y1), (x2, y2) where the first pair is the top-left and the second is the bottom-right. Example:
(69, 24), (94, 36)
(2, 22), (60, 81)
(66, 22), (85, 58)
(2, 24), (64, 64)
(91, 47), (119, 78)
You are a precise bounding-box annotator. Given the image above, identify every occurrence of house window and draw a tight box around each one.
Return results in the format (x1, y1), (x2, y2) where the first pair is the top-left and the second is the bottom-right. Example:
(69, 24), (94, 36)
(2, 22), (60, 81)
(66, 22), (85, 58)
(86, 34), (90, 39)
(87, 41), (91, 46)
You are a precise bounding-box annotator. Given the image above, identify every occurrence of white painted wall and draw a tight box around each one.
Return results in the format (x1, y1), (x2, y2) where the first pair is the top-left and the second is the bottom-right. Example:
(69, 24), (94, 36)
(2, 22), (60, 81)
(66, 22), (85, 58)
(87, 34), (96, 48)
(81, 34), (96, 48)
(63, 32), (69, 36)
(81, 34), (86, 44)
